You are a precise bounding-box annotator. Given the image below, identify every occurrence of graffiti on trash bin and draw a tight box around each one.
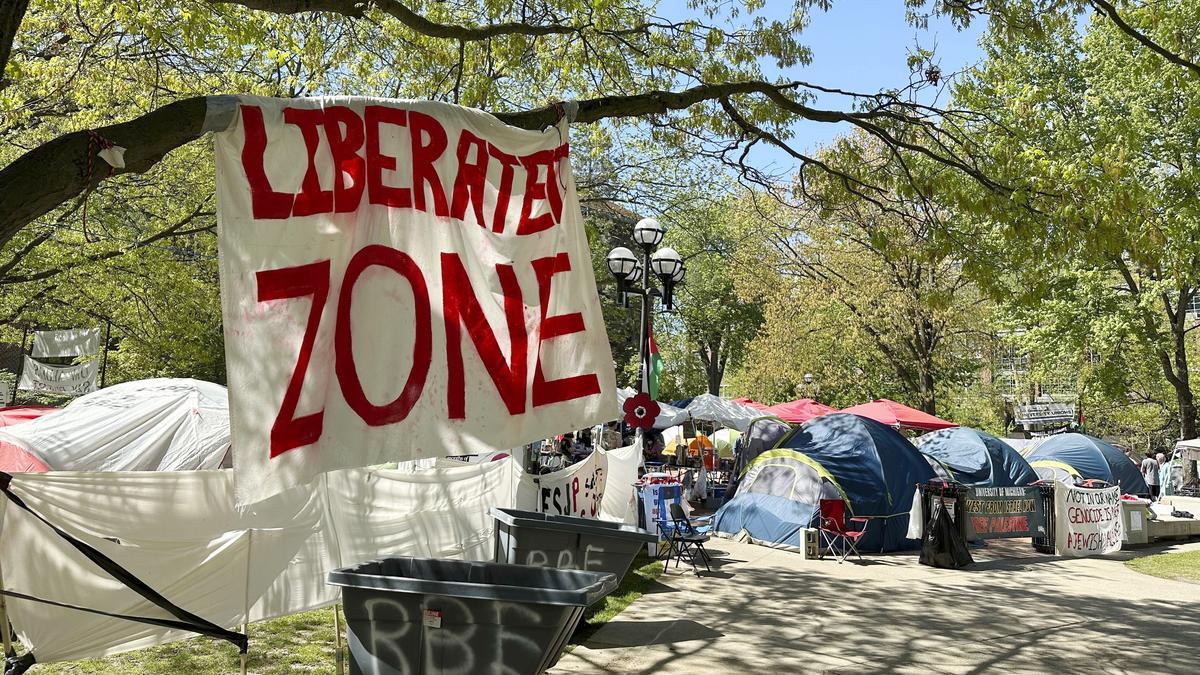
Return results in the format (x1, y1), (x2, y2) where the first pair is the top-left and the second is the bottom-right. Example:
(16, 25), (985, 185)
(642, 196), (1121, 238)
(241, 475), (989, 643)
(523, 543), (607, 571)
(359, 594), (545, 674)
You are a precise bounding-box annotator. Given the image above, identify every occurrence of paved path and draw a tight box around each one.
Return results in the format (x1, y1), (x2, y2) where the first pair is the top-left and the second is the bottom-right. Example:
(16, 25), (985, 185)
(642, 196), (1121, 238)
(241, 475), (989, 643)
(552, 538), (1200, 674)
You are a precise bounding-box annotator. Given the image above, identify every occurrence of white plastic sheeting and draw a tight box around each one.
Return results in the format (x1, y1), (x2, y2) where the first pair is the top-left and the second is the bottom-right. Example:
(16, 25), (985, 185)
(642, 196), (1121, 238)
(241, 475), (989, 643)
(0, 450), (640, 664)
(0, 379), (230, 472)
(682, 394), (766, 432)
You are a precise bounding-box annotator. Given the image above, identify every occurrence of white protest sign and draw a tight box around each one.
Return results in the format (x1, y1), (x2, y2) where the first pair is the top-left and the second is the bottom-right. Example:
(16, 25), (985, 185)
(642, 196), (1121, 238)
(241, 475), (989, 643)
(17, 356), (98, 396)
(215, 96), (617, 502)
(31, 328), (101, 358)
(1054, 484), (1123, 557)
(537, 451), (608, 518)
(0, 380), (9, 404)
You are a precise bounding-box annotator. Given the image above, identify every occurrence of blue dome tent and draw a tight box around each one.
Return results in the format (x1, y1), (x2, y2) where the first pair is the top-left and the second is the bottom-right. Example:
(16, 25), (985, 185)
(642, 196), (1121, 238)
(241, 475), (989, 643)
(915, 427), (1040, 488)
(713, 413), (935, 552)
(1025, 433), (1149, 495)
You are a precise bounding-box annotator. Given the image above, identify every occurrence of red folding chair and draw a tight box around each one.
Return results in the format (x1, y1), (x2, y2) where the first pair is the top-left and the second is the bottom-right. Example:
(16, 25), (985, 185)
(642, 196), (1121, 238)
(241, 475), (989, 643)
(818, 498), (869, 563)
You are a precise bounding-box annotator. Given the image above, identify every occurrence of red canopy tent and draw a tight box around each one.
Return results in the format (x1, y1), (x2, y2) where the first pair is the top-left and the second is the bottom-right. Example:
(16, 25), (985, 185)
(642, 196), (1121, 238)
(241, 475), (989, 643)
(840, 399), (956, 432)
(0, 405), (55, 472)
(763, 398), (837, 424)
(731, 397), (769, 410)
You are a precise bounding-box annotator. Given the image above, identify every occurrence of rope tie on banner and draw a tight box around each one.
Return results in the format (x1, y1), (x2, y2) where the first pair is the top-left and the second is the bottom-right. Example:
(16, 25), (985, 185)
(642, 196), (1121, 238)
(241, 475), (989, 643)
(79, 130), (118, 243)
(0, 473), (248, 660)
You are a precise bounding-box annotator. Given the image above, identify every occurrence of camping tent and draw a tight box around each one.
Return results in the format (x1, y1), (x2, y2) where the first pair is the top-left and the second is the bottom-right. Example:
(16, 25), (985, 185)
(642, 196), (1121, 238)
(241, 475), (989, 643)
(915, 427), (1039, 488)
(616, 387), (690, 428)
(714, 413), (935, 552)
(0, 378), (231, 471)
(841, 399), (957, 431)
(681, 393), (765, 432)
(1025, 433), (1149, 495)
(763, 398), (836, 424)
(725, 416), (793, 500)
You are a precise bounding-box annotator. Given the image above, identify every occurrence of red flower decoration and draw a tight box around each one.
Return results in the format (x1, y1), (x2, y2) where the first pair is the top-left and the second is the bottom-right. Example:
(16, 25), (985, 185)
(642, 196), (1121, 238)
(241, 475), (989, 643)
(623, 392), (661, 429)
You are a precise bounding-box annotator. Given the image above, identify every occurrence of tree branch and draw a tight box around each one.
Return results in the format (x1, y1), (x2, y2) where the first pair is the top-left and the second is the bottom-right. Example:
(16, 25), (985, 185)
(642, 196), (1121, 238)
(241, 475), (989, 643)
(1089, 0), (1200, 78)
(0, 0), (29, 87)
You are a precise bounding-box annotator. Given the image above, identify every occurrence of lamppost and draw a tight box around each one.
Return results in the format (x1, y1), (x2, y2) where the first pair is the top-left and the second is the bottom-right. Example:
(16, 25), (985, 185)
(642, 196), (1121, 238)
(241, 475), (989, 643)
(605, 218), (685, 444)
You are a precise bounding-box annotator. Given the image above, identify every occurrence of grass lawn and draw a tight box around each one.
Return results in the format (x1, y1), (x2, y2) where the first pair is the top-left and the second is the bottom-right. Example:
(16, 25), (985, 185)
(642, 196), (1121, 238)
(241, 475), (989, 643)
(26, 555), (664, 673)
(1126, 549), (1200, 584)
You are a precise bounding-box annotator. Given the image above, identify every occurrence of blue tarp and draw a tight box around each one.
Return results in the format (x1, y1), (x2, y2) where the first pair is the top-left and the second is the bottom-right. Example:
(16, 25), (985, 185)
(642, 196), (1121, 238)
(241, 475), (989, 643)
(1025, 433), (1149, 495)
(714, 413), (935, 552)
(916, 427), (1040, 488)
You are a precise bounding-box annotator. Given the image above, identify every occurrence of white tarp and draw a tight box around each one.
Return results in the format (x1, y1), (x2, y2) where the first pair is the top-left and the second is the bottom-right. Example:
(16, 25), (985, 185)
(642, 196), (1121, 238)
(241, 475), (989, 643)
(683, 393), (764, 432)
(215, 96), (616, 503)
(1054, 484), (1123, 557)
(0, 379), (230, 472)
(17, 357), (98, 396)
(616, 387), (689, 428)
(599, 444), (641, 525)
(0, 451), (641, 664)
(31, 328), (101, 358)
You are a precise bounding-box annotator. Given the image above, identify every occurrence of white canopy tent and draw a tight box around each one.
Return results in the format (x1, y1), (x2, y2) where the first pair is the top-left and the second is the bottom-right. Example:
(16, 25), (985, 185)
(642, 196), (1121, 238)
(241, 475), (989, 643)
(0, 378), (230, 472)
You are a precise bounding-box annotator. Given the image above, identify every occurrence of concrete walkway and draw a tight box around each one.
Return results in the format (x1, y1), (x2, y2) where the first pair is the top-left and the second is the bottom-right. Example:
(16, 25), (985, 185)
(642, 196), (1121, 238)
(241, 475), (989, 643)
(553, 538), (1200, 674)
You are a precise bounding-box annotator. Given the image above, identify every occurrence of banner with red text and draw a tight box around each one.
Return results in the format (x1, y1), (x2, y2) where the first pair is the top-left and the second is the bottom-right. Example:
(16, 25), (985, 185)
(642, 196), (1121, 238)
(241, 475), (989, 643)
(216, 96), (616, 502)
(1054, 484), (1123, 557)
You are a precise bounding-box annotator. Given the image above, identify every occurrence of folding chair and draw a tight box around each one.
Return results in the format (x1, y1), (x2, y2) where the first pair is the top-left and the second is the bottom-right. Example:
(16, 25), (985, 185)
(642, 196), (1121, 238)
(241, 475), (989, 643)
(817, 498), (869, 563)
(664, 502), (712, 574)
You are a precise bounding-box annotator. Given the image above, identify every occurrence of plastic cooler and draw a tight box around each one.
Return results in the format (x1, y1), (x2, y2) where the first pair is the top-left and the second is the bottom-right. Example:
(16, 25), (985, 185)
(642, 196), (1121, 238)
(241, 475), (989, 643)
(328, 556), (617, 675)
(491, 507), (657, 580)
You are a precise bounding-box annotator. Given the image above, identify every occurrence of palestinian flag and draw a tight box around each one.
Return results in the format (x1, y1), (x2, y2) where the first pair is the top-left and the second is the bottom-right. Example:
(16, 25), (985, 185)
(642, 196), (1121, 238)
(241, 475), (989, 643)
(647, 327), (664, 400)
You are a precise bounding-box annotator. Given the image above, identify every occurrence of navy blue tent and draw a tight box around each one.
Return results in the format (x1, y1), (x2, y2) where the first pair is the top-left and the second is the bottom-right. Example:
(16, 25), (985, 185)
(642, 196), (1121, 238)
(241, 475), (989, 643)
(916, 427), (1039, 488)
(1025, 433), (1149, 495)
(713, 413), (935, 552)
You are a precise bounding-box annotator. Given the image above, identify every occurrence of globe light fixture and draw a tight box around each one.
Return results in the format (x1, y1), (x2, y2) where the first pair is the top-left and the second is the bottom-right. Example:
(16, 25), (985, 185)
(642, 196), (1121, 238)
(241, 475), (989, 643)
(649, 247), (683, 281)
(632, 217), (666, 249)
(606, 247), (637, 280)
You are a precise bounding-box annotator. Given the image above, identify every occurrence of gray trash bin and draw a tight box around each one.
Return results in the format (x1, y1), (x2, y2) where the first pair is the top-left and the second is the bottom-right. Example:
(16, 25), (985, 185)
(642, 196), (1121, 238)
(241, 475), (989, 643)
(328, 556), (617, 675)
(491, 507), (658, 580)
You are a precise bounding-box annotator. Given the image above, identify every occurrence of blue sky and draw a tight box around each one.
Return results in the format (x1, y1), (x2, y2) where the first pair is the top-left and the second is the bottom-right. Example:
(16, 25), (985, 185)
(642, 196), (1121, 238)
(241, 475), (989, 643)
(726, 2), (988, 171)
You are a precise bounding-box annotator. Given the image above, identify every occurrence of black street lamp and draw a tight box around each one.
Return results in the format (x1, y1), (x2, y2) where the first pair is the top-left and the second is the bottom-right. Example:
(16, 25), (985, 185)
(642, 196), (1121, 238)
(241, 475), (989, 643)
(605, 217), (685, 411)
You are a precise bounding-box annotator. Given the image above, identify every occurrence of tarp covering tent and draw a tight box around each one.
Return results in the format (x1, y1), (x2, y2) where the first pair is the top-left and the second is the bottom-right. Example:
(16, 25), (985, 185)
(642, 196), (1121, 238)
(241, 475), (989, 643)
(616, 387), (690, 428)
(0, 406), (56, 427)
(915, 427), (1039, 488)
(841, 399), (957, 431)
(682, 393), (765, 432)
(0, 378), (230, 472)
(714, 413), (935, 552)
(763, 398), (836, 424)
(1025, 433), (1149, 495)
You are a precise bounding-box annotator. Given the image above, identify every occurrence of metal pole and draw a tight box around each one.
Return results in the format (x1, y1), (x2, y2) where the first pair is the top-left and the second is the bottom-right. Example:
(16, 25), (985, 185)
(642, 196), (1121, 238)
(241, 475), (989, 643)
(636, 247), (652, 452)
(240, 622), (248, 675)
(11, 325), (29, 405)
(98, 320), (112, 389)
(333, 604), (345, 675)
(0, 557), (12, 658)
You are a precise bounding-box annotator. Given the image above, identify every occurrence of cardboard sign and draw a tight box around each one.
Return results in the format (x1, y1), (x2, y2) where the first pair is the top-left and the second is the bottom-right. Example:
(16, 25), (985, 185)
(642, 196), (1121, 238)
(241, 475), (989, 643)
(17, 356), (98, 396)
(1054, 484), (1123, 557)
(538, 451), (607, 518)
(215, 96), (616, 502)
(963, 486), (1043, 539)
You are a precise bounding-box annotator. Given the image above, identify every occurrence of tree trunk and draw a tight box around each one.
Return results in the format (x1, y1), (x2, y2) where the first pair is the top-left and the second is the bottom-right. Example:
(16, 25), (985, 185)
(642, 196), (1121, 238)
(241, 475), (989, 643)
(1171, 323), (1198, 484)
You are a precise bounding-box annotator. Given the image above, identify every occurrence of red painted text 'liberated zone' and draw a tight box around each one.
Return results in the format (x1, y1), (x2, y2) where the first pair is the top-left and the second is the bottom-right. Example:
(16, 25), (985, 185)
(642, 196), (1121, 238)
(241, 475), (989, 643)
(238, 105), (599, 458)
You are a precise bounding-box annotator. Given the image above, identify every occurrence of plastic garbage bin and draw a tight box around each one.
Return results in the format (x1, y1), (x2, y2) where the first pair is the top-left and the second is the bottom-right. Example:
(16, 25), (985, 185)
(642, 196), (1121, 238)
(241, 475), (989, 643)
(491, 507), (658, 580)
(328, 556), (617, 675)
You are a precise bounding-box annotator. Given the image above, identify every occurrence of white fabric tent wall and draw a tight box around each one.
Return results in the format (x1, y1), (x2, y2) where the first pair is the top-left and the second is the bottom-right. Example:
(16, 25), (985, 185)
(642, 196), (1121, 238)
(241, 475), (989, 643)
(0, 379), (231, 471)
(0, 451), (641, 664)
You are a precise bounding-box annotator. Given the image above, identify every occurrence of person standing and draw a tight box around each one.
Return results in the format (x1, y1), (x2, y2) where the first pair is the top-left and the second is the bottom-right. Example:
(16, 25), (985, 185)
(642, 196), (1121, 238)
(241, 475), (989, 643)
(1141, 452), (1161, 499)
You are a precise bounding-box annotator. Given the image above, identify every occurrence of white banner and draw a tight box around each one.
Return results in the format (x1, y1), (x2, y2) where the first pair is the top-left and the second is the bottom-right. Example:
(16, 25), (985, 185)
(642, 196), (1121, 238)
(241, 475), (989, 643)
(1055, 484), (1123, 557)
(0, 380), (9, 404)
(17, 356), (98, 396)
(537, 450), (608, 517)
(216, 96), (616, 502)
(31, 328), (101, 358)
